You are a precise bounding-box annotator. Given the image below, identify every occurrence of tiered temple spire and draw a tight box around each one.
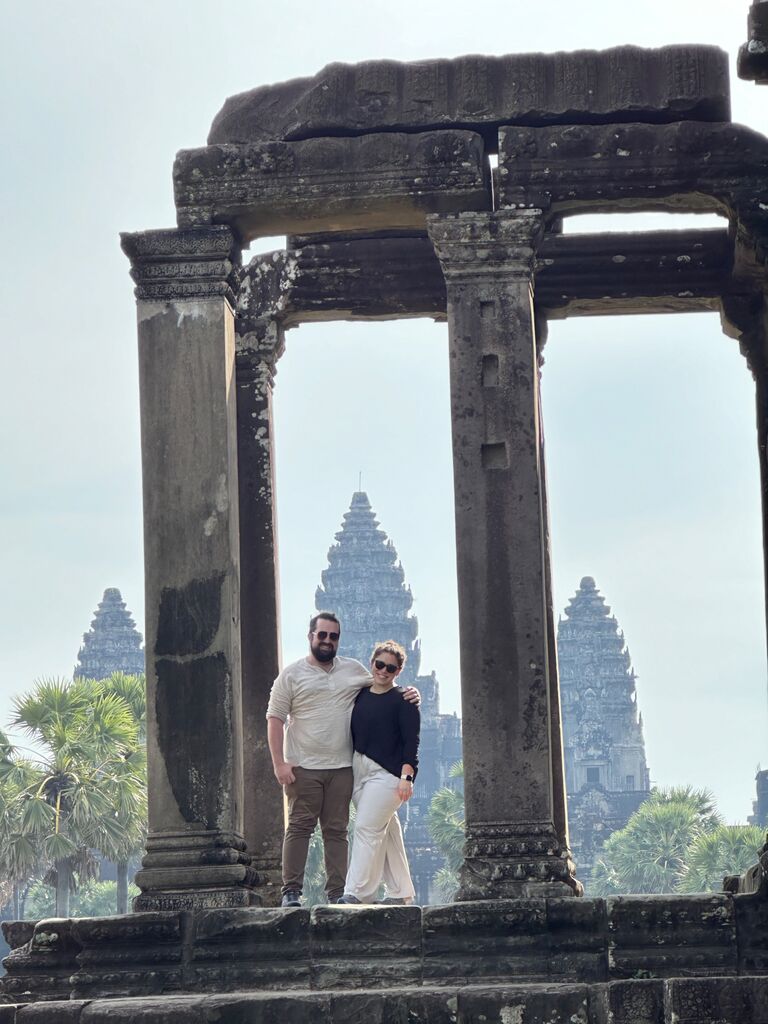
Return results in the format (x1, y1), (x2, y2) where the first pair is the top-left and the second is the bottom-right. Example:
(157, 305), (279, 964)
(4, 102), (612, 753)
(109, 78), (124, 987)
(558, 576), (651, 884)
(74, 588), (145, 681)
(315, 492), (461, 902)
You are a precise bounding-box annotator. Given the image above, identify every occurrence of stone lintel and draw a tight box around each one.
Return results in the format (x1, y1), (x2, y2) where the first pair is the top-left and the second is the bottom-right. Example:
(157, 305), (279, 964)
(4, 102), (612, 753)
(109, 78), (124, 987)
(173, 131), (491, 242)
(739, 2), (768, 83)
(120, 225), (241, 306)
(207, 46), (730, 146)
(236, 228), (730, 328)
(498, 121), (768, 218)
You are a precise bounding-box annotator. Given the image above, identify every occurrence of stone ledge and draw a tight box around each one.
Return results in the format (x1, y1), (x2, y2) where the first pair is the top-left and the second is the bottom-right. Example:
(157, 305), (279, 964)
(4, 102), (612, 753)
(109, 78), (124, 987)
(5, 977), (768, 1023)
(207, 47), (730, 146)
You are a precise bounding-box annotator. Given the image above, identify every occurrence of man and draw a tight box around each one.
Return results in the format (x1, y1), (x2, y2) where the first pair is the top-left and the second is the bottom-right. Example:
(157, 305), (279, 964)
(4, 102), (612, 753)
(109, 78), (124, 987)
(266, 611), (419, 907)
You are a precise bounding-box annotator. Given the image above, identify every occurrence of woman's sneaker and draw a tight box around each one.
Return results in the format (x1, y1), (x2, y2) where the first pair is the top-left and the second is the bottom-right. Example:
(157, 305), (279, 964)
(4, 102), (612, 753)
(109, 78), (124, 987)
(378, 897), (408, 905)
(336, 894), (362, 904)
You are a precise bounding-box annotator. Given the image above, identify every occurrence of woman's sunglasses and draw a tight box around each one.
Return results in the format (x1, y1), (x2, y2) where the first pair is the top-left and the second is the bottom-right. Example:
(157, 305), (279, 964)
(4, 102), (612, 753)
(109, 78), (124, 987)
(374, 660), (398, 674)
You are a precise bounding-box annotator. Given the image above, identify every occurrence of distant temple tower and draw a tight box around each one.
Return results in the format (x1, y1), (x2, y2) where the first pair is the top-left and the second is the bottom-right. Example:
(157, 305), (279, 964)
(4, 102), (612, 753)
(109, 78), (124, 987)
(74, 588), (145, 680)
(558, 576), (651, 885)
(316, 492), (462, 903)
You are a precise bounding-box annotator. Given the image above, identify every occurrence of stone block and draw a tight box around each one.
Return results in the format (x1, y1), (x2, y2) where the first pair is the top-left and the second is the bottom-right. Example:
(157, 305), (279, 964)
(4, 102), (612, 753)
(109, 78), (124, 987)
(456, 983), (589, 1024)
(546, 899), (607, 981)
(328, 988), (457, 1024)
(70, 912), (184, 1000)
(665, 975), (768, 1024)
(80, 993), (332, 1023)
(1, 919), (81, 1004)
(498, 121), (768, 216)
(0, 1008), (16, 1024)
(309, 906), (421, 989)
(735, 893), (768, 972)
(173, 131), (491, 242)
(191, 907), (311, 990)
(16, 1003), (86, 1023)
(422, 900), (548, 984)
(590, 979), (665, 1024)
(1, 924), (35, 953)
(207, 47), (730, 145)
(607, 895), (737, 978)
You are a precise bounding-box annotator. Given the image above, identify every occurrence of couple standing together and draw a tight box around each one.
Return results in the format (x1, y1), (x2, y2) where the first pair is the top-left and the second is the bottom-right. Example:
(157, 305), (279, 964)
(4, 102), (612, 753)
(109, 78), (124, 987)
(266, 611), (421, 907)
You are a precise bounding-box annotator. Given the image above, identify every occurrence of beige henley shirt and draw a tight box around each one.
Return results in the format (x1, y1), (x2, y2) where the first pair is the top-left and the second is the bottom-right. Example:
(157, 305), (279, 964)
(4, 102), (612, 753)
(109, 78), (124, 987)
(266, 655), (372, 769)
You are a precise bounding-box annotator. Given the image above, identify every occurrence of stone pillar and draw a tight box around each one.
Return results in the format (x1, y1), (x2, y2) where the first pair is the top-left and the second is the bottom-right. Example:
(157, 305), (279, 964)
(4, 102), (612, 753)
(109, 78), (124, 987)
(121, 225), (257, 910)
(427, 210), (579, 899)
(235, 315), (285, 906)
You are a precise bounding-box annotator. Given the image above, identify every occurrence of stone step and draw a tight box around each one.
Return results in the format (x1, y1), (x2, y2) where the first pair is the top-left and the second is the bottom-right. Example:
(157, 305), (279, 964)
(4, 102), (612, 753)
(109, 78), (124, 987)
(3, 976), (768, 1023)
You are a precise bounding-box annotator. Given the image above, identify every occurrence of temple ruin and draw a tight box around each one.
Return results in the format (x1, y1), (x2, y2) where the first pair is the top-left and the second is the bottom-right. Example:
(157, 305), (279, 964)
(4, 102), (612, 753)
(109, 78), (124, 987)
(5, 6), (768, 1020)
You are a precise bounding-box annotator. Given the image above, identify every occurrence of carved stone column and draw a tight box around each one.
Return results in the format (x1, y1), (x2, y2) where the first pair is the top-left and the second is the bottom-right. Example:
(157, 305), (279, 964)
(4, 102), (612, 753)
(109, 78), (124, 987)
(121, 225), (257, 910)
(235, 309), (286, 907)
(427, 210), (579, 899)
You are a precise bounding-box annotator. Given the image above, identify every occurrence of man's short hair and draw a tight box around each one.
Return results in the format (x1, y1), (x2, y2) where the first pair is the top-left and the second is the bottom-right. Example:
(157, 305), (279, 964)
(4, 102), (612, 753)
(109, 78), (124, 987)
(309, 611), (341, 633)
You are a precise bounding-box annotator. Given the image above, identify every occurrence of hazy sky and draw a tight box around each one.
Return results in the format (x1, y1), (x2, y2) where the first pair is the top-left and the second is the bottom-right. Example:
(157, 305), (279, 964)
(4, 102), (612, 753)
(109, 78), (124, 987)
(1, 1), (766, 823)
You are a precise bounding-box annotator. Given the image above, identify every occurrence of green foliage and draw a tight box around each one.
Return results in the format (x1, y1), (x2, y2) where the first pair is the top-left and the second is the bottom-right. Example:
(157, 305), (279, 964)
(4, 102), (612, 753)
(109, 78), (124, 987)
(678, 825), (765, 893)
(427, 760), (465, 902)
(0, 673), (147, 916)
(24, 878), (140, 919)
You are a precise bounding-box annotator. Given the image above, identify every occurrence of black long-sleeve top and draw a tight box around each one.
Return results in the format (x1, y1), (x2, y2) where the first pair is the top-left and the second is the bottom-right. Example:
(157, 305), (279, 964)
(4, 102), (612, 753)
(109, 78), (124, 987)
(351, 686), (420, 780)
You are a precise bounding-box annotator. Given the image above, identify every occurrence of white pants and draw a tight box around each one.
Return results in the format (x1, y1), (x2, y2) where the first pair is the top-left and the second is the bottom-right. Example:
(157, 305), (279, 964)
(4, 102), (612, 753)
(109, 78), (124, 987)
(344, 752), (415, 903)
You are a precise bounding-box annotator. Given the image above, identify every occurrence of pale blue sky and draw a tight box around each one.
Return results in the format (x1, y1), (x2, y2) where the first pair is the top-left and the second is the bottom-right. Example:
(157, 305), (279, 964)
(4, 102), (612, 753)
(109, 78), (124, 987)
(1, 0), (766, 822)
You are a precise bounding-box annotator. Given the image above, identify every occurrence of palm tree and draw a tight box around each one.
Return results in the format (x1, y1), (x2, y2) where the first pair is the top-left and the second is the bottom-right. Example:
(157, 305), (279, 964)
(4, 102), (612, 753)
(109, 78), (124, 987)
(678, 824), (766, 893)
(0, 731), (41, 916)
(10, 676), (142, 916)
(427, 760), (465, 902)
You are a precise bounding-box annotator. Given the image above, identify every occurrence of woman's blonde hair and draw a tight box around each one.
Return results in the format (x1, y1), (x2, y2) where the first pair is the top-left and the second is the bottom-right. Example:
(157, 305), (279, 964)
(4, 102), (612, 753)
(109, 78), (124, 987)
(370, 640), (407, 669)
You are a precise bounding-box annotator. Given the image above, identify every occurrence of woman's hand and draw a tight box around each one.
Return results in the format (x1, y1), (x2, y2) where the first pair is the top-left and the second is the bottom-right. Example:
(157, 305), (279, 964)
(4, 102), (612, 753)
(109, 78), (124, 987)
(398, 778), (414, 801)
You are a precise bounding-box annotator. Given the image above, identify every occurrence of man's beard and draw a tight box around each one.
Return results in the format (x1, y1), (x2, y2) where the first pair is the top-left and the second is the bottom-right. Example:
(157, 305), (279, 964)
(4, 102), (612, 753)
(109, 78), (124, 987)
(311, 642), (335, 663)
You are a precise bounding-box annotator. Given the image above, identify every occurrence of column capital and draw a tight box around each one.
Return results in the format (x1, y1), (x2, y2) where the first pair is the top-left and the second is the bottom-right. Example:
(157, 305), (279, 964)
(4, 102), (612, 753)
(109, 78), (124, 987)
(426, 209), (544, 282)
(236, 319), (285, 390)
(120, 225), (241, 306)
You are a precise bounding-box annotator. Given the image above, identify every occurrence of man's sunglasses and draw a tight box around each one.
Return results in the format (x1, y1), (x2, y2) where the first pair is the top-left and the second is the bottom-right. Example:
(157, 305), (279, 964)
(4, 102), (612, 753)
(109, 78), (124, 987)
(374, 660), (398, 674)
(314, 630), (339, 641)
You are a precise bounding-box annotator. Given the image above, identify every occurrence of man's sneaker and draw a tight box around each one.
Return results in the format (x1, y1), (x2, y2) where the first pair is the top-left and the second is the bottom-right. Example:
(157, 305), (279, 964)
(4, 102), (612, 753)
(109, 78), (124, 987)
(281, 891), (302, 908)
(336, 894), (361, 904)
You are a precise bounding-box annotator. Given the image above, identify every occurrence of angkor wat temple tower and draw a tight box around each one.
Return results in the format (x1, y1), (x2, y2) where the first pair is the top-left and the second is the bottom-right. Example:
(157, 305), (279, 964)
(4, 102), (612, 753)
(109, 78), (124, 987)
(558, 577), (651, 885)
(316, 492), (462, 903)
(74, 587), (145, 681)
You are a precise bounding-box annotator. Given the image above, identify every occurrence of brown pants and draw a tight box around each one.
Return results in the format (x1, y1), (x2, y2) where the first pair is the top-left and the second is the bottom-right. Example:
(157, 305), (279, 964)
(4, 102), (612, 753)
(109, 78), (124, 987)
(283, 766), (353, 900)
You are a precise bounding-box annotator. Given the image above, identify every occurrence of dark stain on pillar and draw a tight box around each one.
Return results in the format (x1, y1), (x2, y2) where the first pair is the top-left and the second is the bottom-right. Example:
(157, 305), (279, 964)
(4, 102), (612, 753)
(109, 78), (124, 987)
(481, 442), (508, 469)
(156, 653), (230, 828)
(155, 573), (225, 656)
(482, 354), (500, 386)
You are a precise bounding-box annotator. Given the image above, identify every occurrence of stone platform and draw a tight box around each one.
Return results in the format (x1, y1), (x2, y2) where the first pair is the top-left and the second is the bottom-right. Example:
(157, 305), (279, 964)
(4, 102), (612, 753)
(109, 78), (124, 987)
(3, 895), (768, 1020)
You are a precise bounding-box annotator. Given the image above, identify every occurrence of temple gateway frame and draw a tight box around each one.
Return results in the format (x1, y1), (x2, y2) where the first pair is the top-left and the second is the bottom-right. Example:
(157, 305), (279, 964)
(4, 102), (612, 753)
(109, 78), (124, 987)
(121, 43), (768, 912)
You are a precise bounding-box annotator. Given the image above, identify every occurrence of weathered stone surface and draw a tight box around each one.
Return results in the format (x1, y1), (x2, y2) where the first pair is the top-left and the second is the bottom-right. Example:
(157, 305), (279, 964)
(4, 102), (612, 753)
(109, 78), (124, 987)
(498, 120), (768, 217)
(71, 913), (184, 1000)
(16, 1003), (86, 1023)
(423, 900), (549, 983)
(120, 225), (241, 305)
(591, 979), (664, 1024)
(122, 226), (256, 911)
(235, 321), (284, 904)
(735, 893), (768, 972)
(173, 131), (490, 241)
(310, 905), (422, 989)
(191, 907), (310, 990)
(1, 919), (81, 1004)
(739, 2), (768, 83)
(607, 894), (737, 978)
(546, 899), (607, 981)
(427, 210), (578, 900)
(458, 983), (590, 1024)
(208, 47), (730, 146)
(666, 975), (768, 1024)
(237, 228), (731, 327)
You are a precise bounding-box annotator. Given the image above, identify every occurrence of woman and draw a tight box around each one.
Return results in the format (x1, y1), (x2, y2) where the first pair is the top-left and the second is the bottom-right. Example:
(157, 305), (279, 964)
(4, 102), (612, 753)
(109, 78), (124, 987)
(338, 640), (420, 905)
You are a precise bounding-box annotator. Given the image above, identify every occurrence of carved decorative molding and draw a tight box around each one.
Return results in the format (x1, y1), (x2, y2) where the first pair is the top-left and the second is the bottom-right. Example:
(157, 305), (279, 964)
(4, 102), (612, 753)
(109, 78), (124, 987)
(427, 210), (544, 284)
(120, 225), (242, 306)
